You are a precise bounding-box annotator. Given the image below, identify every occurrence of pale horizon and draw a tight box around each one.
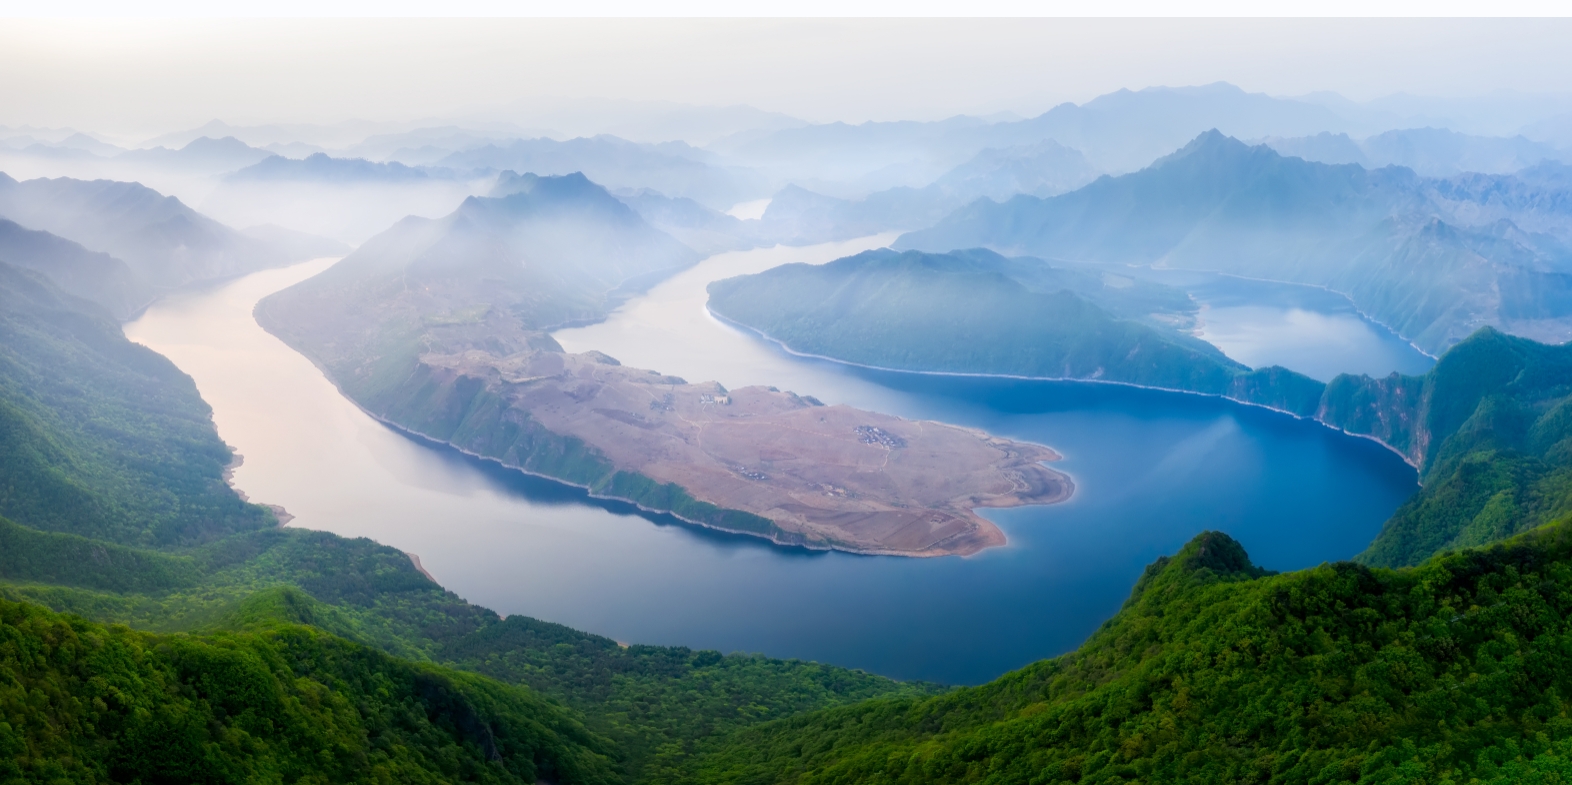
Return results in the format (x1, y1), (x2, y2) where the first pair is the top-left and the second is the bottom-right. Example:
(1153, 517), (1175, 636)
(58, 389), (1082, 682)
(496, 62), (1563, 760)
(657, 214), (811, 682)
(4, 18), (1572, 143)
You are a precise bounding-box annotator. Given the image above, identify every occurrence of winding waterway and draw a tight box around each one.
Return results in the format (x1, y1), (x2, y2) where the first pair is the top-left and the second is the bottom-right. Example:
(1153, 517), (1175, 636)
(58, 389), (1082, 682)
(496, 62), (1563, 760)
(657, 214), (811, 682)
(126, 238), (1420, 685)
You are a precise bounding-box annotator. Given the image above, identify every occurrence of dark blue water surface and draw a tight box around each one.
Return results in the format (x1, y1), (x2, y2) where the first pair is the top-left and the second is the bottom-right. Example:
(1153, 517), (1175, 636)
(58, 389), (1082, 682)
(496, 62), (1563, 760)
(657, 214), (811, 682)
(460, 356), (1416, 685)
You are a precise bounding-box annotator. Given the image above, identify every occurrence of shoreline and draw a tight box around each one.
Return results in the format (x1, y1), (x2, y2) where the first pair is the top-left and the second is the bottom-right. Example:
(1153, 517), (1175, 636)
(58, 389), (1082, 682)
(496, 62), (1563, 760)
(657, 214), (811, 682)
(1130, 263), (1439, 360)
(221, 452), (297, 525)
(703, 306), (1423, 473)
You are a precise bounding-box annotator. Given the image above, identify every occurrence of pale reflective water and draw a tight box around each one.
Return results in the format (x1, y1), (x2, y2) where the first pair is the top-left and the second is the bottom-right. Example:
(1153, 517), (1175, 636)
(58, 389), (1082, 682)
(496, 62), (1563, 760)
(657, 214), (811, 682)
(1158, 270), (1437, 382)
(125, 240), (1420, 685)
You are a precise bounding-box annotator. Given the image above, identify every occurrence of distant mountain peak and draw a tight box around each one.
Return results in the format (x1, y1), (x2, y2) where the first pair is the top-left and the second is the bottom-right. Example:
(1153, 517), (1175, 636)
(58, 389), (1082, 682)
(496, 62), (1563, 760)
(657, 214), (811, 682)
(489, 170), (605, 203)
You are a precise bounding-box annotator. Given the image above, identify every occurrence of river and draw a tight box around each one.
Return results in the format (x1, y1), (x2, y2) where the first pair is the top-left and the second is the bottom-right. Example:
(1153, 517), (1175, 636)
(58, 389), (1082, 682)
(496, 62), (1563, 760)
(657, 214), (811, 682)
(125, 237), (1421, 685)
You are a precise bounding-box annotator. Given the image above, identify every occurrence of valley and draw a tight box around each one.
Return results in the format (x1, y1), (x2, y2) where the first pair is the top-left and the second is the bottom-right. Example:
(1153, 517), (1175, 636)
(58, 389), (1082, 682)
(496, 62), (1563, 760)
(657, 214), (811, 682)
(7, 29), (1572, 780)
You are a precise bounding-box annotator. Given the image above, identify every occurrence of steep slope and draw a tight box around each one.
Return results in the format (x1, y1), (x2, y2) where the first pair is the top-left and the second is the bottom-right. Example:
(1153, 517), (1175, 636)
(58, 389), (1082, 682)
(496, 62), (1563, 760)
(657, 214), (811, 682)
(0, 261), (274, 546)
(1319, 328), (1572, 566)
(898, 131), (1572, 354)
(0, 172), (303, 292)
(0, 597), (621, 785)
(0, 218), (151, 318)
(679, 524), (1572, 784)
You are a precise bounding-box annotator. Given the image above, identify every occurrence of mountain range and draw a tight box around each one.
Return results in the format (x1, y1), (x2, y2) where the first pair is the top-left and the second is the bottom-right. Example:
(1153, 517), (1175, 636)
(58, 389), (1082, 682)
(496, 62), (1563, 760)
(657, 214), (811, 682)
(897, 130), (1572, 354)
(714, 83), (1356, 186)
(1264, 127), (1566, 177)
(226, 152), (443, 182)
(437, 136), (765, 209)
(0, 172), (341, 314)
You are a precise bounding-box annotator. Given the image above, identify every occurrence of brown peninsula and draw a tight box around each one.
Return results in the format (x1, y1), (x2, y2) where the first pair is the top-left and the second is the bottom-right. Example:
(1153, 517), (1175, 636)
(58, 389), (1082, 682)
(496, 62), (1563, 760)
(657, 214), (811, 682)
(421, 348), (1073, 556)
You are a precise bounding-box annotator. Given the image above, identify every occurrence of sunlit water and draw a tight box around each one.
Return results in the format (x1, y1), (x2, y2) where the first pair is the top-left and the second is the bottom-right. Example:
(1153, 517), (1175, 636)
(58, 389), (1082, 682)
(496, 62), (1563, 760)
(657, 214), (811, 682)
(1155, 270), (1437, 381)
(126, 240), (1419, 685)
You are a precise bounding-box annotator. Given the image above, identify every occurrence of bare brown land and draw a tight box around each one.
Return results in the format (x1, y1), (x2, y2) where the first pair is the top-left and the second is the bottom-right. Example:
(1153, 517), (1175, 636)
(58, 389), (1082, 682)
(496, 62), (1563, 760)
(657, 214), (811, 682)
(422, 348), (1074, 556)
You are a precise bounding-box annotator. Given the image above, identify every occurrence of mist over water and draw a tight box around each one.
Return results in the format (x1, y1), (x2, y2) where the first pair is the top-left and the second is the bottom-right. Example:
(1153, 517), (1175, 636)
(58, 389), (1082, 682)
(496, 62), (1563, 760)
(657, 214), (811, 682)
(127, 240), (1419, 685)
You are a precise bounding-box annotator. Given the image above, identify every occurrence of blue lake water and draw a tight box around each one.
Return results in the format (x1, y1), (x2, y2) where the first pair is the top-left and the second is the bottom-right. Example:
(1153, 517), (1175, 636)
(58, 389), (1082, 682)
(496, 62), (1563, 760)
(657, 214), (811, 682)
(128, 238), (1420, 686)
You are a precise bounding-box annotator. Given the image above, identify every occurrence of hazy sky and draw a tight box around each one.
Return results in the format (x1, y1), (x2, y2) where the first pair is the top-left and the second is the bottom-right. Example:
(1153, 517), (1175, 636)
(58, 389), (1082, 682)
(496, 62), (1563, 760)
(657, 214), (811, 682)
(3, 18), (1571, 138)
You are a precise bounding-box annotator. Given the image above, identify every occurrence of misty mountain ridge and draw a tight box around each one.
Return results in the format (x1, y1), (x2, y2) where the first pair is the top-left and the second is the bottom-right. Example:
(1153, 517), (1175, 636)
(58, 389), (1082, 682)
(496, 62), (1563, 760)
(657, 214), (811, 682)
(750, 140), (1104, 243)
(137, 117), (417, 152)
(897, 129), (1572, 354)
(0, 171), (334, 297)
(225, 152), (449, 182)
(116, 135), (273, 172)
(615, 141), (1102, 252)
(257, 170), (701, 402)
(1264, 127), (1566, 177)
(712, 83), (1354, 184)
(0, 218), (151, 317)
(326, 170), (700, 329)
(441, 134), (765, 209)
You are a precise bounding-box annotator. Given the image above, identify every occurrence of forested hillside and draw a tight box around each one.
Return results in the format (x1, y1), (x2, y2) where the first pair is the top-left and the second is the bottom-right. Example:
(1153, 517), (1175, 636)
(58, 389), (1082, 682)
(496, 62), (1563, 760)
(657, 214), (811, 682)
(676, 524), (1572, 784)
(0, 255), (937, 782)
(706, 247), (1328, 414)
(0, 597), (621, 785)
(1320, 328), (1572, 567)
(0, 260), (273, 546)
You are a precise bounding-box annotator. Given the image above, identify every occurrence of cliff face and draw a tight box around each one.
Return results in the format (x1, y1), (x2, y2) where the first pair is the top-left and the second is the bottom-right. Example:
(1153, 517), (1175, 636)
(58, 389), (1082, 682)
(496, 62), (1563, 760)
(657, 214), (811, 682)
(1316, 371), (1430, 466)
(1310, 328), (1572, 567)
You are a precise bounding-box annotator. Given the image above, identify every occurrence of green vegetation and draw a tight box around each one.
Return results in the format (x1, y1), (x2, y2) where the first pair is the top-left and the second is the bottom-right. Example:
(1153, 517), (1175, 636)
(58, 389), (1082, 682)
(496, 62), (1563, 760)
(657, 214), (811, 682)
(0, 260), (934, 783)
(14, 180), (1572, 781)
(706, 248), (1326, 415)
(1319, 328), (1572, 568)
(0, 261), (273, 547)
(676, 524), (1572, 784)
(0, 596), (620, 785)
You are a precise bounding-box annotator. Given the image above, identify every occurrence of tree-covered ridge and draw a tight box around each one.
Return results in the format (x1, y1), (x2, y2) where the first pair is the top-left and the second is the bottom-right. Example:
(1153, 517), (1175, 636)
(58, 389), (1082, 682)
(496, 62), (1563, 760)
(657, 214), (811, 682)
(704, 247), (1328, 415)
(1320, 328), (1572, 567)
(0, 261), (274, 547)
(677, 523), (1572, 784)
(0, 596), (622, 785)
